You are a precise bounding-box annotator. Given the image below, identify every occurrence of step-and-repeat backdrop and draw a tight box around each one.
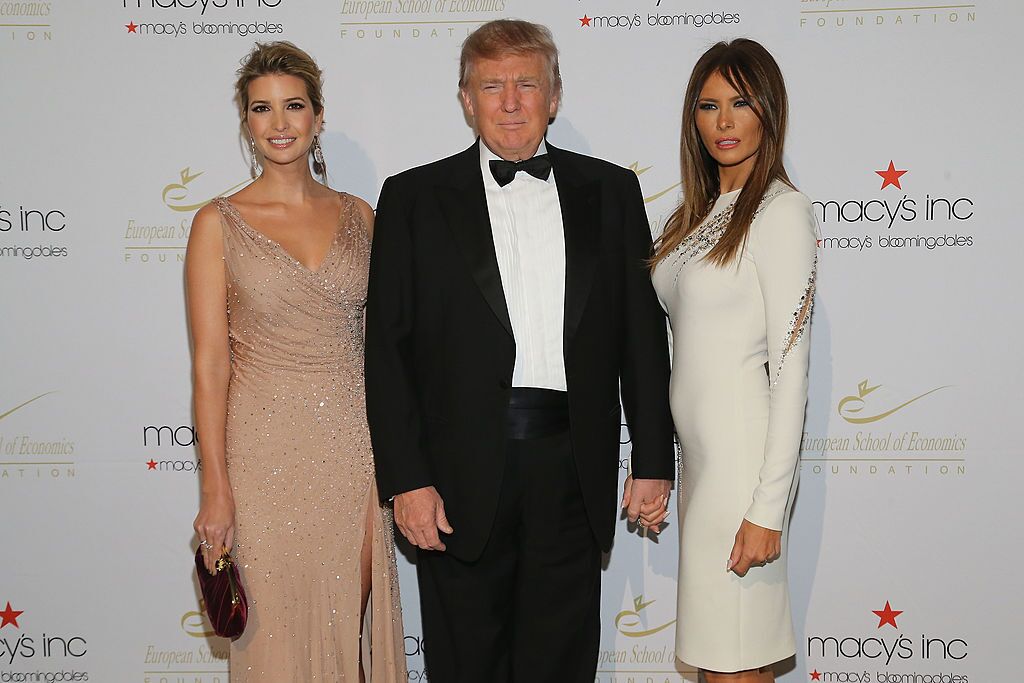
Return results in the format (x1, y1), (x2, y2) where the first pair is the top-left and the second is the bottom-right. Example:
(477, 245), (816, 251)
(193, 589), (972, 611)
(2, 1), (1019, 681)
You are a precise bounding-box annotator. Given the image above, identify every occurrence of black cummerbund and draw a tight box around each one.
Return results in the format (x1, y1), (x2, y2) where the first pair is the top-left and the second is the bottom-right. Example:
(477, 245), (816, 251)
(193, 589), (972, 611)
(506, 387), (570, 441)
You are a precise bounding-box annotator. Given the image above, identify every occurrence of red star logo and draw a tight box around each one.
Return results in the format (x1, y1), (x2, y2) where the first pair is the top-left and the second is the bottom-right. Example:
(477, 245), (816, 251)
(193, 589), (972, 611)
(875, 160), (907, 190)
(579, 15), (591, 27)
(810, 671), (822, 681)
(0, 602), (24, 629)
(872, 600), (903, 629)
(146, 459), (158, 470)
(125, 21), (137, 33)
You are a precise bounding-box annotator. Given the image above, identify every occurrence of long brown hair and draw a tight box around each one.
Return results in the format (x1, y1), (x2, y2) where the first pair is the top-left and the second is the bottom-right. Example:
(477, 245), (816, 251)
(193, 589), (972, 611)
(652, 39), (792, 268)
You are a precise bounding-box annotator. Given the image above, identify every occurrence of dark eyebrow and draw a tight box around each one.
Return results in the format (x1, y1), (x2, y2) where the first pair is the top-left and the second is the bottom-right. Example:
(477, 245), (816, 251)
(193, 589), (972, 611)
(250, 96), (307, 106)
(697, 94), (748, 103)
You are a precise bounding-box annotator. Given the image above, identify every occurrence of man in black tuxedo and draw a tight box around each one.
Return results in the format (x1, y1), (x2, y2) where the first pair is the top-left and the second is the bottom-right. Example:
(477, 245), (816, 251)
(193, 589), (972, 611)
(366, 19), (674, 682)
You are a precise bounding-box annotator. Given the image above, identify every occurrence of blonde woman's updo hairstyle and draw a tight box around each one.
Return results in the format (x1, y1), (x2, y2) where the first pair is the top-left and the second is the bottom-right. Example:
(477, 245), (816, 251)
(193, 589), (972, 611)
(234, 41), (327, 177)
(235, 40), (324, 118)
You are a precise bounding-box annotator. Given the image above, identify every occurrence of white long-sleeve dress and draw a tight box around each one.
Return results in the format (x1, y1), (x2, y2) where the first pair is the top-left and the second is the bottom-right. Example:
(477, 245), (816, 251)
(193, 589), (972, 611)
(652, 181), (817, 672)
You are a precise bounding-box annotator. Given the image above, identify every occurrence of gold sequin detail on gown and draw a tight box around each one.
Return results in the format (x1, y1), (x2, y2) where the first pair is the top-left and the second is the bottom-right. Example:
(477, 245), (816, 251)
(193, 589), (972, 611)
(213, 193), (405, 681)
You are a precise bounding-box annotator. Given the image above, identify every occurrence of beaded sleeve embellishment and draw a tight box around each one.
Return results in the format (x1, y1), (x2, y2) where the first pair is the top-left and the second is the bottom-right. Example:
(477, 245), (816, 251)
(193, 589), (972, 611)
(774, 254), (817, 387)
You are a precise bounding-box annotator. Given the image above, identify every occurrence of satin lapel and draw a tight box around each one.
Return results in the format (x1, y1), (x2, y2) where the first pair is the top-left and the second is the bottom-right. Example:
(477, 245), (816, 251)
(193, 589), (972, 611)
(437, 144), (513, 338)
(550, 145), (601, 349)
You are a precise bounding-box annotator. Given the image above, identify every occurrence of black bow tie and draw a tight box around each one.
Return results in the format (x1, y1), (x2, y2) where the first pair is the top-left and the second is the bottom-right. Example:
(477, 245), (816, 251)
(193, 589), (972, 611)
(489, 155), (552, 187)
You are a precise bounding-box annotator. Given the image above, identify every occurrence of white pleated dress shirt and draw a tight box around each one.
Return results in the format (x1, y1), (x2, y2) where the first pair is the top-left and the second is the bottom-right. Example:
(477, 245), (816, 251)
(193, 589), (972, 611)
(479, 140), (567, 391)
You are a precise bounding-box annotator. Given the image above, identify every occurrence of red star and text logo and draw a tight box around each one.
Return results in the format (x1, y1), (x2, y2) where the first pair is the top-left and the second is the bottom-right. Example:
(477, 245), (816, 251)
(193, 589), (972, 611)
(875, 160), (908, 190)
(125, 21), (138, 33)
(579, 15), (591, 27)
(872, 600), (903, 629)
(0, 602), (24, 629)
(810, 671), (822, 681)
(147, 459), (158, 470)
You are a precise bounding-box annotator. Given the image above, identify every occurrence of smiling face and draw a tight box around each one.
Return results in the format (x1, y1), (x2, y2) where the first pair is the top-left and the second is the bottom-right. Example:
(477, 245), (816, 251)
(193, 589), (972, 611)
(245, 73), (322, 170)
(460, 51), (559, 161)
(694, 70), (763, 180)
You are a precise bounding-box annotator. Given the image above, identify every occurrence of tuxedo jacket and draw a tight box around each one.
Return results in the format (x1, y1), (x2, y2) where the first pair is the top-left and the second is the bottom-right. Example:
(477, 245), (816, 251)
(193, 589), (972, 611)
(366, 140), (674, 561)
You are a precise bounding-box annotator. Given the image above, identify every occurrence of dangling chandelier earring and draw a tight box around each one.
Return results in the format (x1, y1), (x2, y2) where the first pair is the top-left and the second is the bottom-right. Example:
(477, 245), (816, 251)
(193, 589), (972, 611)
(312, 134), (326, 178)
(249, 135), (262, 178)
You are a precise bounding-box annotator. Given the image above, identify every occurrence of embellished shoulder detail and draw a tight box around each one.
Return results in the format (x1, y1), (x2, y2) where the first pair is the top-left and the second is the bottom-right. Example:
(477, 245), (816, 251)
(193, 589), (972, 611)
(209, 196), (233, 218)
(664, 184), (790, 284)
(336, 191), (358, 228)
(210, 196), (260, 242)
(208, 196), (230, 223)
(210, 197), (265, 252)
(335, 191), (371, 250)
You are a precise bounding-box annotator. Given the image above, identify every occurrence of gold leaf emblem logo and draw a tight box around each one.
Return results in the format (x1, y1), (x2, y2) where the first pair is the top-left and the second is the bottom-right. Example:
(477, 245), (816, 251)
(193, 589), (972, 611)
(162, 167), (249, 213)
(615, 594), (676, 637)
(837, 380), (951, 424)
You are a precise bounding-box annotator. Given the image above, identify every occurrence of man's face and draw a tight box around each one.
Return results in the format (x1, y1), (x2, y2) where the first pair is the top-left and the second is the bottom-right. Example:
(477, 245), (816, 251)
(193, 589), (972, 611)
(461, 51), (559, 161)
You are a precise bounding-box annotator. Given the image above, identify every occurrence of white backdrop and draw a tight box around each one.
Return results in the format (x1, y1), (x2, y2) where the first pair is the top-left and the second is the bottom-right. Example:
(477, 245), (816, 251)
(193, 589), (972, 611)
(2, 1), (1020, 681)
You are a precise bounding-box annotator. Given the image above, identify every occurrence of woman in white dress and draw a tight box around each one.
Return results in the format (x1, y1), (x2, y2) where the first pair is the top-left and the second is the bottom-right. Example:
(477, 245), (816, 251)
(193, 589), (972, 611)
(646, 39), (817, 682)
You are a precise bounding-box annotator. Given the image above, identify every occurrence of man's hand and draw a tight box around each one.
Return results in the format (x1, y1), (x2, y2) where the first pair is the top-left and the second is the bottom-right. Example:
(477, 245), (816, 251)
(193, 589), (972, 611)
(727, 518), (781, 576)
(394, 486), (453, 551)
(622, 475), (671, 533)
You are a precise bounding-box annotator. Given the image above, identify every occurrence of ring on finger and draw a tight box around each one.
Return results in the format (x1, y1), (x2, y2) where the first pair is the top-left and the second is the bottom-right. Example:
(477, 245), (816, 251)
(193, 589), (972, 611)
(200, 539), (214, 550)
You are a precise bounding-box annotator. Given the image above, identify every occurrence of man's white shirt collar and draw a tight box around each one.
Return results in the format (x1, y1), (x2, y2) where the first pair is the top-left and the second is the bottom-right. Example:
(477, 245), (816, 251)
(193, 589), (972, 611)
(480, 139), (553, 188)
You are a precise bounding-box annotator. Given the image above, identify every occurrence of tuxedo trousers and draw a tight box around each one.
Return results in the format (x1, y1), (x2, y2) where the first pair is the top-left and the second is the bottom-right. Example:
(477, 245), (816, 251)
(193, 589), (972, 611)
(416, 428), (602, 682)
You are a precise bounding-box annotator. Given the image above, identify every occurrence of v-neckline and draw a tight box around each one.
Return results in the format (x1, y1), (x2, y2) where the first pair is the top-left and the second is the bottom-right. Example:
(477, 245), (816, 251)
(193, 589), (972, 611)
(223, 193), (346, 275)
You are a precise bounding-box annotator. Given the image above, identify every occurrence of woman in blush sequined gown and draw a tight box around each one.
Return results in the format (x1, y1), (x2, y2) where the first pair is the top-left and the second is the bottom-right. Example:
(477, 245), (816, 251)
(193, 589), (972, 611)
(645, 40), (816, 682)
(186, 42), (405, 682)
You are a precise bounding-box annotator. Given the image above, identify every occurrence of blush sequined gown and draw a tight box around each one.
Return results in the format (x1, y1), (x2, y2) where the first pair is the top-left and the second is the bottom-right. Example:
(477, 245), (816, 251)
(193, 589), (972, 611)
(652, 181), (817, 672)
(212, 193), (405, 681)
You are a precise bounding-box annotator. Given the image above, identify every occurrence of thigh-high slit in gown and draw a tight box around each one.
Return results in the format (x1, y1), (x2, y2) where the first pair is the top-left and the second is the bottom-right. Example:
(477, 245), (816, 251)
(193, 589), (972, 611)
(212, 194), (406, 681)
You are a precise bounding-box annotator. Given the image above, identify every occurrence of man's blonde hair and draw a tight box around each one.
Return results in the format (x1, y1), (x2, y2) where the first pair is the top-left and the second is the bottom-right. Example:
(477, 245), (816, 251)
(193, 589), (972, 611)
(459, 19), (562, 96)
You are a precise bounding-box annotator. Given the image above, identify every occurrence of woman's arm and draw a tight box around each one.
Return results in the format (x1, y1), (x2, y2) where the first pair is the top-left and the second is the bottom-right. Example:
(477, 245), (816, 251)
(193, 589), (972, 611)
(730, 190), (817, 576)
(746, 190), (817, 529)
(186, 202), (235, 574)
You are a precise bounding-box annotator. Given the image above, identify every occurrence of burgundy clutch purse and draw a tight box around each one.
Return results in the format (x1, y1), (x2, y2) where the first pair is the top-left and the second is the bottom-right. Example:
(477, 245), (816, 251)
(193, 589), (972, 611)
(195, 547), (248, 640)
